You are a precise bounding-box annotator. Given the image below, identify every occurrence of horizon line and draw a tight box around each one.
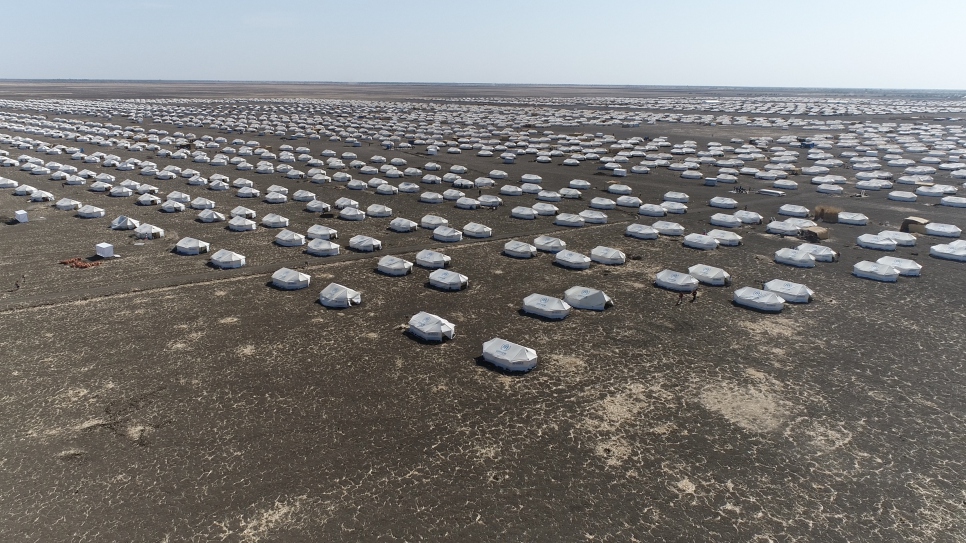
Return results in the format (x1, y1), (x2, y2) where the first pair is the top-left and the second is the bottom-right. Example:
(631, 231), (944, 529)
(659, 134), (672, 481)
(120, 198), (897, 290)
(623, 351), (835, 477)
(0, 79), (964, 94)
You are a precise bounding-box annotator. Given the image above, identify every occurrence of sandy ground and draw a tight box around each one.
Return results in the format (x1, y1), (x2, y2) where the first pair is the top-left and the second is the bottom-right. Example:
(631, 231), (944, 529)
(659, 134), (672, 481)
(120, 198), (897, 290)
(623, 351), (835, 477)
(1, 85), (965, 542)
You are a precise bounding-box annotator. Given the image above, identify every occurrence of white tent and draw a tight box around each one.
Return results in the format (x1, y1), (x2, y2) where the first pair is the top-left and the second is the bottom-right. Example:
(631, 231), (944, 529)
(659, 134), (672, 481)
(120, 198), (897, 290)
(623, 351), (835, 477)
(710, 213), (741, 228)
(110, 215), (140, 230)
(733, 287), (785, 312)
(190, 197), (216, 210)
(428, 269), (468, 290)
(511, 206), (536, 219)
(389, 218), (418, 232)
(853, 260), (899, 282)
(877, 231), (916, 246)
(161, 200), (186, 213)
(875, 256), (922, 276)
(707, 229), (742, 246)
(339, 208), (366, 221)
(228, 216), (257, 231)
(504, 240), (537, 258)
(377, 255), (413, 276)
(555, 213), (585, 227)
(433, 226), (463, 242)
(416, 249), (451, 269)
(638, 204), (666, 217)
(590, 197), (616, 210)
(420, 214), (448, 229)
(616, 196), (642, 208)
(664, 191), (689, 203)
(304, 235), (338, 255)
(230, 205), (255, 219)
(307, 225), (338, 240)
(210, 249), (245, 269)
(55, 198), (81, 210)
(709, 196), (738, 209)
(134, 223), (164, 239)
(334, 196), (358, 209)
(272, 268), (311, 290)
(838, 212), (868, 226)
(655, 269), (699, 292)
(555, 250), (591, 270)
(857, 234), (897, 251)
(319, 282), (361, 308)
(275, 230), (306, 247)
(734, 210), (763, 224)
(766, 221), (800, 236)
(367, 204), (393, 218)
(306, 199), (331, 212)
(924, 223), (961, 238)
(652, 221), (684, 236)
(408, 312), (456, 342)
(198, 209), (226, 223)
(779, 204), (809, 217)
(590, 246), (626, 265)
(930, 240), (966, 261)
(482, 338), (537, 372)
(683, 233), (719, 250)
(579, 210), (608, 224)
(262, 213), (289, 228)
(796, 243), (837, 262)
(137, 194), (161, 206)
(625, 223), (658, 239)
(463, 222), (492, 238)
(95, 242), (113, 258)
(420, 192), (444, 204)
(774, 248), (816, 267)
(77, 205), (106, 218)
(349, 235), (381, 252)
(688, 264), (731, 286)
(534, 235), (566, 253)
(175, 237), (210, 255)
(522, 293), (572, 320)
(31, 190), (55, 202)
(763, 280), (813, 303)
(563, 286), (613, 311)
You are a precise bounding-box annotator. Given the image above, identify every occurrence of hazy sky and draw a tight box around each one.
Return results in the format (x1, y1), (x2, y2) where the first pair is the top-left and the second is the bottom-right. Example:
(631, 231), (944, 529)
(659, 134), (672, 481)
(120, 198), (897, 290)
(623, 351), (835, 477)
(4, 0), (965, 90)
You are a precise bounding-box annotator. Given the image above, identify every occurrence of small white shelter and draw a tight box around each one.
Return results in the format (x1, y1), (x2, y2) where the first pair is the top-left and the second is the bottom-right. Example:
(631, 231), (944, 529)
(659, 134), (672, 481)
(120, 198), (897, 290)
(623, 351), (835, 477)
(319, 283), (361, 308)
(272, 268), (311, 290)
(522, 294), (572, 320)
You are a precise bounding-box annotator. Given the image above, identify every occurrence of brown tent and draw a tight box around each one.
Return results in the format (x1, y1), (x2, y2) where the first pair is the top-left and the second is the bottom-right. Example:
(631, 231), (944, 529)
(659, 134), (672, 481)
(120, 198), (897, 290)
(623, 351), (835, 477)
(900, 216), (929, 234)
(800, 226), (829, 242)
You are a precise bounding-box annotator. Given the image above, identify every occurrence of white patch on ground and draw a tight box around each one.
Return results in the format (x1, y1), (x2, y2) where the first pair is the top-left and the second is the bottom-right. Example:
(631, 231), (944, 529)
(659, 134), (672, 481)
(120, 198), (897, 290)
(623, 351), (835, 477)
(698, 370), (794, 433)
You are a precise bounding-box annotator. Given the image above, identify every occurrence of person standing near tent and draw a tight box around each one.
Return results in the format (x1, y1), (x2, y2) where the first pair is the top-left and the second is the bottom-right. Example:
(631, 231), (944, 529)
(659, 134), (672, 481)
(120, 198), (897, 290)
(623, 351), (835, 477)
(676, 292), (685, 306)
(691, 288), (699, 303)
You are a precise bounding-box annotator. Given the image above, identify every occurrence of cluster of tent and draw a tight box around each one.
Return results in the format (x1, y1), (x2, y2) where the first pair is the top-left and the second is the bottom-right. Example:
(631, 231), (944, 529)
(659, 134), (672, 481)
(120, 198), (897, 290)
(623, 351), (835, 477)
(3, 95), (966, 378)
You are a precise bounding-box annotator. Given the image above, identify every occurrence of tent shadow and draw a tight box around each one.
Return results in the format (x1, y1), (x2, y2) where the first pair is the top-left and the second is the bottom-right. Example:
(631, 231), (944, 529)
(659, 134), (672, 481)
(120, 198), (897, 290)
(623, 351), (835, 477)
(402, 329), (447, 345)
(551, 262), (588, 271)
(423, 281), (466, 292)
(374, 269), (410, 277)
(314, 299), (359, 310)
(473, 355), (532, 376)
(517, 308), (566, 322)
(502, 251), (538, 260)
(731, 301), (784, 314)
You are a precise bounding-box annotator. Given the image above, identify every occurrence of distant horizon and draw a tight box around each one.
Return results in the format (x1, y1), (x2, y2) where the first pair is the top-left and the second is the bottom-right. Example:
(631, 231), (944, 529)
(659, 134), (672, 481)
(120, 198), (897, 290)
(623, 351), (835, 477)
(1, 79), (963, 94)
